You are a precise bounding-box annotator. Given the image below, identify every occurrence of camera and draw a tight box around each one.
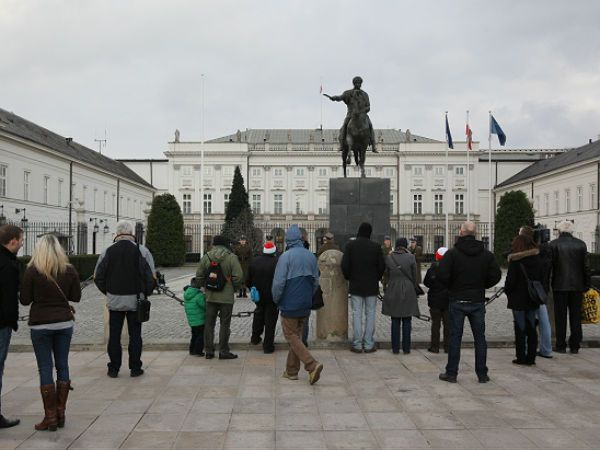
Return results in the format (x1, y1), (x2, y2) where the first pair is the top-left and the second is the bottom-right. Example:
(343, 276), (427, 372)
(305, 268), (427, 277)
(532, 224), (550, 245)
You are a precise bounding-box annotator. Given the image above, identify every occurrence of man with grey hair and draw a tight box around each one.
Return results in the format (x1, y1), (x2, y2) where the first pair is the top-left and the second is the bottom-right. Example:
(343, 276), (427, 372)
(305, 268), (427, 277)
(549, 220), (590, 354)
(94, 221), (155, 377)
(437, 221), (501, 383)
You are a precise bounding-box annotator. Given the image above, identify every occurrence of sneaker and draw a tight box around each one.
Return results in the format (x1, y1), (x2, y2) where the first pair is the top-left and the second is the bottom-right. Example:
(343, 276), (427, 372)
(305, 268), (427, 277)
(363, 347), (377, 354)
(205, 353), (215, 360)
(263, 347), (275, 354)
(570, 348), (579, 354)
(130, 369), (144, 377)
(478, 375), (491, 383)
(537, 351), (553, 359)
(219, 351), (238, 360)
(555, 348), (567, 354)
(512, 359), (534, 366)
(350, 347), (362, 353)
(309, 363), (323, 385)
(107, 370), (118, 378)
(282, 370), (299, 381)
(250, 337), (262, 345)
(427, 347), (440, 353)
(0, 415), (20, 428)
(439, 373), (457, 383)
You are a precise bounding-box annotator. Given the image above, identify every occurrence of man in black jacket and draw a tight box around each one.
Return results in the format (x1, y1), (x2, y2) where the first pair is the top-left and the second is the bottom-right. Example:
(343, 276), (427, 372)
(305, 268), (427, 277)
(247, 241), (279, 353)
(0, 225), (24, 428)
(437, 221), (501, 383)
(549, 220), (590, 354)
(341, 223), (385, 353)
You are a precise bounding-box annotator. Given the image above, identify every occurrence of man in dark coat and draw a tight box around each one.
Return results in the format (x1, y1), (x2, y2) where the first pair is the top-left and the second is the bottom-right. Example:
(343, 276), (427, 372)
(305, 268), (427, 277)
(408, 238), (424, 284)
(234, 236), (253, 297)
(437, 221), (501, 383)
(341, 222), (386, 353)
(0, 224), (24, 428)
(549, 220), (590, 354)
(317, 232), (340, 257)
(247, 241), (279, 353)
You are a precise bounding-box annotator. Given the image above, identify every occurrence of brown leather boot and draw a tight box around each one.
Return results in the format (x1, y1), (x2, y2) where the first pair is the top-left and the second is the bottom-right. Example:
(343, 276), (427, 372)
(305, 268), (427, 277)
(35, 384), (58, 431)
(56, 380), (71, 428)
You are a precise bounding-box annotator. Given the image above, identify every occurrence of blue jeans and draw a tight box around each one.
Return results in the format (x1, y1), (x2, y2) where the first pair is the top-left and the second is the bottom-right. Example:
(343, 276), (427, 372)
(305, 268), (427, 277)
(0, 326), (12, 396)
(31, 327), (73, 386)
(536, 304), (552, 356)
(350, 295), (378, 350)
(446, 302), (487, 378)
(391, 317), (412, 353)
(512, 309), (538, 363)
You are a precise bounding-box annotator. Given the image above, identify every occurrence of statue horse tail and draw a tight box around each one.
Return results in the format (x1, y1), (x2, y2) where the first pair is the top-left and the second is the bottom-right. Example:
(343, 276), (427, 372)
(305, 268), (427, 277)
(346, 113), (370, 177)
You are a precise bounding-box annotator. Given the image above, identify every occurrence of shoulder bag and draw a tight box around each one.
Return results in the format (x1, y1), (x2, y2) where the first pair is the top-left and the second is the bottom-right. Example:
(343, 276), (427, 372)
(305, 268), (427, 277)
(391, 254), (424, 296)
(519, 263), (547, 306)
(135, 242), (151, 323)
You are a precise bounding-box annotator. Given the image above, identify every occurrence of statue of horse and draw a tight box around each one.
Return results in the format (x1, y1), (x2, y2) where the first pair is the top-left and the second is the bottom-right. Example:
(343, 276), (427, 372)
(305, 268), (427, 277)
(342, 111), (370, 178)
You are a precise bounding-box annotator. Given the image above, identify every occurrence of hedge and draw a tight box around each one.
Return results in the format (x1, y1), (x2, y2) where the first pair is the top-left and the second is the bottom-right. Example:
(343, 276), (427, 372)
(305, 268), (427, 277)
(17, 254), (99, 281)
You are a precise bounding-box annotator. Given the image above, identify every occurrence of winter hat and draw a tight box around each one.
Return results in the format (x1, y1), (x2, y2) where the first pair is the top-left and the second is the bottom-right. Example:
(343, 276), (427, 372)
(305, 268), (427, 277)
(213, 235), (229, 247)
(263, 241), (276, 254)
(357, 222), (372, 238)
(324, 232), (334, 241)
(395, 238), (408, 250)
(435, 247), (448, 261)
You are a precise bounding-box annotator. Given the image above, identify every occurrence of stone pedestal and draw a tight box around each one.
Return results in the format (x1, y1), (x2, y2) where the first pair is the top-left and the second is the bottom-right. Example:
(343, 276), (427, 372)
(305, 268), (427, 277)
(329, 178), (390, 250)
(316, 249), (348, 340)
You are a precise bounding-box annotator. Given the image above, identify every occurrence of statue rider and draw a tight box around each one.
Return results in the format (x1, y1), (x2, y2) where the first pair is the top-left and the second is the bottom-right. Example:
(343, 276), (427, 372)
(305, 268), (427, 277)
(324, 76), (378, 154)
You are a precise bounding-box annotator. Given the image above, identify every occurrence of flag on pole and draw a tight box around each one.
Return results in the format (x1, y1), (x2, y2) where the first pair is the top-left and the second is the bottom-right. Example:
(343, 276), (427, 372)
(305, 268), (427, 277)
(319, 84), (323, 94)
(466, 123), (473, 150)
(445, 115), (454, 149)
(490, 115), (506, 146)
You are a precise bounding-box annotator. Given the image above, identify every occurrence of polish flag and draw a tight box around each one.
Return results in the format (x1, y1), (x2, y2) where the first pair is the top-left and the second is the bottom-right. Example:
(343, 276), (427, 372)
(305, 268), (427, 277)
(466, 124), (473, 150)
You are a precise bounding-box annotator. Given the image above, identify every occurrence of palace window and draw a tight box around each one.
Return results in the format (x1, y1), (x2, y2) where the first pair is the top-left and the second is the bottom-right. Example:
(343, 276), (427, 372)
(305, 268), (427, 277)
(591, 184), (597, 209)
(413, 166), (424, 176)
(577, 186), (583, 211)
(58, 179), (63, 206)
(274, 168), (283, 177)
(223, 193), (230, 212)
(434, 166), (445, 176)
(318, 168), (328, 177)
(384, 167), (395, 178)
(23, 171), (30, 200)
(182, 166), (192, 176)
(554, 191), (559, 214)
(43, 176), (50, 204)
(455, 193), (464, 215)
(318, 195), (327, 214)
(434, 194), (444, 215)
(252, 194), (262, 214)
(544, 193), (549, 216)
(183, 194), (192, 214)
(203, 193), (212, 214)
(0, 164), (7, 197)
(295, 194), (305, 214)
(295, 168), (305, 177)
(274, 193), (283, 214)
(251, 167), (262, 178)
(565, 188), (571, 213)
(413, 194), (423, 215)
(455, 166), (465, 176)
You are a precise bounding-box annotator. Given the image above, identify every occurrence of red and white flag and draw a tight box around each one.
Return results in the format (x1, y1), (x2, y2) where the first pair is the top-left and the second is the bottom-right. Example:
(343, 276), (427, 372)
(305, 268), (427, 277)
(466, 123), (473, 150)
(319, 84), (323, 94)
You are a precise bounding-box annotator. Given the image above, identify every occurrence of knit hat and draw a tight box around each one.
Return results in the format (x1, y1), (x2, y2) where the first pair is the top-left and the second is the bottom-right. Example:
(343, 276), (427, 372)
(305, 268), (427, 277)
(395, 238), (408, 250)
(263, 241), (276, 254)
(435, 247), (448, 261)
(213, 235), (229, 247)
(324, 232), (334, 241)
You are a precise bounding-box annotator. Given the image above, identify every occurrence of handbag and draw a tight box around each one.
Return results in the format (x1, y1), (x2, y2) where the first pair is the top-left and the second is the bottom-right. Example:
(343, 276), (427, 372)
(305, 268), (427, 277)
(519, 263), (547, 306)
(250, 286), (260, 303)
(312, 285), (324, 310)
(391, 254), (424, 296)
(582, 288), (600, 324)
(135, 242), (151, 323)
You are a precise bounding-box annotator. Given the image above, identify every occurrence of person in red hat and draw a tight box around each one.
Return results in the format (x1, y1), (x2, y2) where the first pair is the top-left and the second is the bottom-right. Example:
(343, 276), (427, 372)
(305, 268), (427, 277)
(423, 247), (449, 353)
(247, 241), (279, 353)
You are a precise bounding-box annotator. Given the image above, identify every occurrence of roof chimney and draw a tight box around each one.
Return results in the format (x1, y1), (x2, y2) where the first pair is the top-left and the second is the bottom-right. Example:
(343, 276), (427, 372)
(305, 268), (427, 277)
(66, 137), (73, 145)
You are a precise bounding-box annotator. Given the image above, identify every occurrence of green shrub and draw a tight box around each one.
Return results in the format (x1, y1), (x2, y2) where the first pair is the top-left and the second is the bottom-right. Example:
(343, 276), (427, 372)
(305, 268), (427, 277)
(17, 254), (99, 281)
(494, 190), (534, 263)
(146, 193), (185, 266)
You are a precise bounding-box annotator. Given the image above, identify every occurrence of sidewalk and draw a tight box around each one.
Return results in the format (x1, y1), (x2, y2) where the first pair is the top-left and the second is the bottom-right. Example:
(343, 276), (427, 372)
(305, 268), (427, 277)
(2, 347), (600, 449)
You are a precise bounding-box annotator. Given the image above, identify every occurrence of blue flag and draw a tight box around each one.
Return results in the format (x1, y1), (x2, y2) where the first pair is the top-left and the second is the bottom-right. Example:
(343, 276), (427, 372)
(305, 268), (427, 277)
(445, 115), (454, 149)
(490, 115), (506, 146)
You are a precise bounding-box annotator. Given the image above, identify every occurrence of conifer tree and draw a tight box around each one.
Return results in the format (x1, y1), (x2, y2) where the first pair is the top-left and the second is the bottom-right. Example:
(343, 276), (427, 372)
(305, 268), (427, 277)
(494, 190), (534, 261)
(222, 166), (256, 248)
(146, 193), (185, 266)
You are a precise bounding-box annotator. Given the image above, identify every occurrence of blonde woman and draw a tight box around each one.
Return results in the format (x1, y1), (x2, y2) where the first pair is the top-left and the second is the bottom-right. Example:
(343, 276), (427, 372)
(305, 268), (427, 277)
(20, 235), (81, 431)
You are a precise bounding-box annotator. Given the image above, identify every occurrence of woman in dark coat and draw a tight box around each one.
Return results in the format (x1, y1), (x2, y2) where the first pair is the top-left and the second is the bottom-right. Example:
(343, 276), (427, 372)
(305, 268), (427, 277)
(382, 238), (420, 354)
(504, 234), (545, 366)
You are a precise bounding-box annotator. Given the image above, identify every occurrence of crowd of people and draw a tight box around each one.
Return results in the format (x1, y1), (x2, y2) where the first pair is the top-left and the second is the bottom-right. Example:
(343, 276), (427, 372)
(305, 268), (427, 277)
(0, 217), (591, 431)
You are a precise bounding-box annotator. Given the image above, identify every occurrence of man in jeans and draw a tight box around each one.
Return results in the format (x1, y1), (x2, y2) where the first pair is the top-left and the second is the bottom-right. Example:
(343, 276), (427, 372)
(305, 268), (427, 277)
(272, 225), (323, 384)
(341, 223), (386, 353)
(0, 225), (24, 428)
(94, 221), (155, 378)
(437, 221), (501, 383)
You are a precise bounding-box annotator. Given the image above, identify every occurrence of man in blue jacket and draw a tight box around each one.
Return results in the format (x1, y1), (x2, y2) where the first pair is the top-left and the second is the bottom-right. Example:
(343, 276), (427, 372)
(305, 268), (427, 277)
(272, 225), (323, 385)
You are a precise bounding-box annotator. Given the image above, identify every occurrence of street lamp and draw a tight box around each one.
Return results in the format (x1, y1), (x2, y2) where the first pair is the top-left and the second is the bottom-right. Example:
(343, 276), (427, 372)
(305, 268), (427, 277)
(0, 205), (5, 226)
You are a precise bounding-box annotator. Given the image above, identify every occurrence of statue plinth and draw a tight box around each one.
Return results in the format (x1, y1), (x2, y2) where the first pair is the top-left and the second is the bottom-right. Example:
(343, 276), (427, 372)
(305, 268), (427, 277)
(316, 249), (348, 340)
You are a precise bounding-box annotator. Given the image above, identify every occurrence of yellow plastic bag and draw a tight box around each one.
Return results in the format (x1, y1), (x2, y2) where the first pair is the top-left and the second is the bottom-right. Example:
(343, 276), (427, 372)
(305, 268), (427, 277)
(581, 288), (600, 324)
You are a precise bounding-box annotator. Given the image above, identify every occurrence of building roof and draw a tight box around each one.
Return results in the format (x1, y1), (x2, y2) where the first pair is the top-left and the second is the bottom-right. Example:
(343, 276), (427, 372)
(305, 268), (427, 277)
(0, 108), (153, 189)
(496, 139), (600, 188)
(206, 128), (441, 145)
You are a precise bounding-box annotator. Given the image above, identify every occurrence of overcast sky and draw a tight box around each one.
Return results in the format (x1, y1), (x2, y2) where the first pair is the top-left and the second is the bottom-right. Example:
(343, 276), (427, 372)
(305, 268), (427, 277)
(2, 1), (600, 158)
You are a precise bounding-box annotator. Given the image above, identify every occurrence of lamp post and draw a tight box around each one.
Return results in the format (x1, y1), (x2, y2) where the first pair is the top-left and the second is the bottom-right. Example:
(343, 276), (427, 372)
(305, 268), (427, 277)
(0, 205), (5, 226)
(16, 208), (28, 253)
(89, 217), (101, 254)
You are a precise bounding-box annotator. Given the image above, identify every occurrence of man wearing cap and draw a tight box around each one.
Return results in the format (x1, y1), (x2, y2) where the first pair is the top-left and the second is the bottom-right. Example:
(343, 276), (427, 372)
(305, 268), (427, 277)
(423, 247), (450, 353)
(247, 241), (279, 353)
(408, 238), (424, 284)
(196, 235), (244, 360)
(381, 236), (392, 257)
(234, 236), (253, 297)
(341, 222), (386, 353)
(437, 221), (501, 383)
(317, 232), (340, 257)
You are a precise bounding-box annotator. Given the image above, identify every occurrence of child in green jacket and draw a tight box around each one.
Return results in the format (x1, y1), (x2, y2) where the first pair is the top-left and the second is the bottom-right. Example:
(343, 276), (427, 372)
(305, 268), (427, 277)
(183, 285), (206, 356)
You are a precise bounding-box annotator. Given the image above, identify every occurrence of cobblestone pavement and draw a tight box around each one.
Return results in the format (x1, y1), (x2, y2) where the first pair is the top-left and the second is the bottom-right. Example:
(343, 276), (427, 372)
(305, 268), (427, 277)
(11, 265), (600, 346)
(3, 347), (600, 449)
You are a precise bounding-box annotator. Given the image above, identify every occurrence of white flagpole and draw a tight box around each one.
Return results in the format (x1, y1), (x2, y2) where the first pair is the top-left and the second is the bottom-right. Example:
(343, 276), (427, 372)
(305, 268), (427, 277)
(445, 112), (450, 247)
(200, 74), (205, 256)
(488, 111), (493, 251)
(466, 110), (470, 221)
(320, 77), (324, 130)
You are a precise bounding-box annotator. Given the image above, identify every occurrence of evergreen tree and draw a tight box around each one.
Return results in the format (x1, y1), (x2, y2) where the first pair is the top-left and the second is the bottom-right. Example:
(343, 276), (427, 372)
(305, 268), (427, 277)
(494, 190), (534, 262)
(146, 193), (185, 266)
(222, 166), (256, 249)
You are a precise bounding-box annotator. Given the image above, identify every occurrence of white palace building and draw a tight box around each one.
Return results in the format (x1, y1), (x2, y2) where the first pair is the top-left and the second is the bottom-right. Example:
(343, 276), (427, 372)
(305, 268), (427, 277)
(121, 128), (564, 253)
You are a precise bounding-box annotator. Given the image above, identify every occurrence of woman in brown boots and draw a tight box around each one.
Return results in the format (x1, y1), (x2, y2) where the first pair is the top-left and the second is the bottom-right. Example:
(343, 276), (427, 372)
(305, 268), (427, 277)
(20, 235), (81, 431)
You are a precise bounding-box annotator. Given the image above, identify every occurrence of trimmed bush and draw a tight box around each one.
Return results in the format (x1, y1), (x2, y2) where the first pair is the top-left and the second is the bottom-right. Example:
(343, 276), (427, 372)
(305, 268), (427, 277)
(146, 193), (186, 266)
(17, 254), (99, 281)
(222, 166), (256, 250)
(494, 190), (534, 263)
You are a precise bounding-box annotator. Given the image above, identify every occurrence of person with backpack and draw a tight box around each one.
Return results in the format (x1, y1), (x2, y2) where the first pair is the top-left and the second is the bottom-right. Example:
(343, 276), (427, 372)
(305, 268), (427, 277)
(183, 284), (206, 357)
(94, 221), (155, 379)
(195, 235), (243, 360)
(423, 247), (450, 353)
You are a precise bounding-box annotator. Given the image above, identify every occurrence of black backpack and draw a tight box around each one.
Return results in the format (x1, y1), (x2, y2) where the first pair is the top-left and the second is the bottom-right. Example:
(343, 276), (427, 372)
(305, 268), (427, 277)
(205, 255), (227, 291)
